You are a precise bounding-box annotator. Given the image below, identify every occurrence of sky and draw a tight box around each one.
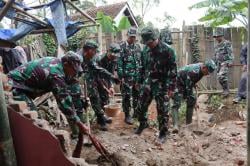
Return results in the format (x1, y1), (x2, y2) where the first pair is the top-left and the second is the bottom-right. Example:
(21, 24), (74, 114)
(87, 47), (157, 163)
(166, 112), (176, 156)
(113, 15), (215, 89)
(1, 0), (243, 29)
(106, 0), (207, 28)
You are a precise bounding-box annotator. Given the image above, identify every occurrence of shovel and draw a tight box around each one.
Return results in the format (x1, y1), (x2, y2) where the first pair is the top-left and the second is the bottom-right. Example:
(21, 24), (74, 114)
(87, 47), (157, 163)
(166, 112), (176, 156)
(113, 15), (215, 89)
(76, 121), (117, 165)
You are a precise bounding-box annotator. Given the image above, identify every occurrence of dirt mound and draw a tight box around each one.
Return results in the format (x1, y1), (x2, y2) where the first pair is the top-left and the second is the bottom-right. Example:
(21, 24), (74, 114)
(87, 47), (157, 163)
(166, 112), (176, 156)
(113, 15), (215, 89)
(70, 94), (247, 166)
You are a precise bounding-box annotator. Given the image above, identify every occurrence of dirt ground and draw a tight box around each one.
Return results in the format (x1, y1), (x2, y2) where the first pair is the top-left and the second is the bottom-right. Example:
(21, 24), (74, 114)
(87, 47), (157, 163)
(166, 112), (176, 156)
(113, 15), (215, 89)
(74, 94), (247, 166)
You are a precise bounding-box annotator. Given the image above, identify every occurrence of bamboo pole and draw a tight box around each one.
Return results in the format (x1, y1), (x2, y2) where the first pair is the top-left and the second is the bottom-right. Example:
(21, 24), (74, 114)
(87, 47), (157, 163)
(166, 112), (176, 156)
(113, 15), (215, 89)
(0, 77), (17, 166)
(0, 0), (14, 21)
(64, 0), (96, 23)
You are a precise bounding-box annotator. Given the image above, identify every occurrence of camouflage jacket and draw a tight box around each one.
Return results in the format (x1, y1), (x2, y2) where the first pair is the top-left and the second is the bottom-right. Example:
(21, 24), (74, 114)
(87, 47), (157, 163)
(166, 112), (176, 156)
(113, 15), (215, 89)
(117, 41), (141, 83)
(177, 63), (204, 91)
(214, 39), (234, 65)
(8, 57), (79, 118)
(96, 53), (117, 87)
(141, 41), (177, 91)
(81, 54), (115, 84)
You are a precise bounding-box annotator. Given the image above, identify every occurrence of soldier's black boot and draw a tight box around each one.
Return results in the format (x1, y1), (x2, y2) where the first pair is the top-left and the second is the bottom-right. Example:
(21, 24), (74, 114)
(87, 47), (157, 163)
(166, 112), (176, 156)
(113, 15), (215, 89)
(125, 112), (133, 125)
(221, 81), (230, 97)
(172, 109), (179, 133)
(97, 115), (108, 131)
(104, 115), (112, 124)
(186, 107), (194, 125)
(158, 129), (168, 144)
(134, 121), (149, 135)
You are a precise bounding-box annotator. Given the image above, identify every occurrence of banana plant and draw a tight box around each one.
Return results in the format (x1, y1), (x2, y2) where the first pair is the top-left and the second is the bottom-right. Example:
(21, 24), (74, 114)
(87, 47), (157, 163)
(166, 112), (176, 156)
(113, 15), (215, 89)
(97, 11), (131, 33)
(189, 0), (248, 28)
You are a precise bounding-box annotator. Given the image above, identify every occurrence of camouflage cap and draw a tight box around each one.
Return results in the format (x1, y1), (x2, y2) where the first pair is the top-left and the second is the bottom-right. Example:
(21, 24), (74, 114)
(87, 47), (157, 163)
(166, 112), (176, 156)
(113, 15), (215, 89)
(109, 43), (121, 53)
(204, 59), (216, 73)
(83, 40), (99, 49)
(213, 29), (224, 37)
(127, 27), (137, 36)
(62, 51), (83, 72)
(140, 27), (158, 44)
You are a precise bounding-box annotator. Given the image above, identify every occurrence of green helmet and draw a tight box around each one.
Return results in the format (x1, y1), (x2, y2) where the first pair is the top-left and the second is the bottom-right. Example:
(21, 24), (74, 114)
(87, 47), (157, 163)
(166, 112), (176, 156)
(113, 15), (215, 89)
(109, 43), (121, 57)
(213, 29), (224, 37)
(140, 26), (158, 44)
(83, 40), (98, 49)
(204, 59), (216, 73)
(127, 27), (137, 37)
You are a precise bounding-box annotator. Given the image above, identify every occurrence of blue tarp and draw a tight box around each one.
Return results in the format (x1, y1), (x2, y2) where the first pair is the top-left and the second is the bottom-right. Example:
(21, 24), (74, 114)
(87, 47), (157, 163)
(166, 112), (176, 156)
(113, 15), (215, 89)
(0, 0), (84, 44)
(50, 0), (67, 46)
(0, 21), (83, 42)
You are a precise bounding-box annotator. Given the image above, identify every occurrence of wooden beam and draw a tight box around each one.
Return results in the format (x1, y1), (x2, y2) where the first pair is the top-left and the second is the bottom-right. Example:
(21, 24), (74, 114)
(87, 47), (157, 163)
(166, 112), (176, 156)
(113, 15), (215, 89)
(2, 0), (47, 26)
(197, 89), (237, 94)
(30, 24), (97, 34)
(0, 0), (14, 21)
(64, 0), (96, 23)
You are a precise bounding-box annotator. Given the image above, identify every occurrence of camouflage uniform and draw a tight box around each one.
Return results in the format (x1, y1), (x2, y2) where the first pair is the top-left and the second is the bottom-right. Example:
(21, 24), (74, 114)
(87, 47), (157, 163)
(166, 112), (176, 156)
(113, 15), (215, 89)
(213, 31), (234, 96)
(8, 54), (83, 123)
(135, 27), (177, 143)
(117, 27), (142, 123)
(172, 59), (216, 129)
(80, 40), (120, 130)
(190, 34), (200, 63)
(159, 28), (173, 45)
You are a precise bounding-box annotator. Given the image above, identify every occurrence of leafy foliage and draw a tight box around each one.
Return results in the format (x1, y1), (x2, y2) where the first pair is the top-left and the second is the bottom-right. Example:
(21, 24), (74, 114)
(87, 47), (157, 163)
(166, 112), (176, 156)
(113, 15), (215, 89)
(189, 0), (248, 28)
(68, 29), (88, 51)
(155, 12), (176, 28)
(97, 12), (131, 33)
(42, 33), (57, 56)
(130, 0), (160, 20)
(208, 94), (222, 110)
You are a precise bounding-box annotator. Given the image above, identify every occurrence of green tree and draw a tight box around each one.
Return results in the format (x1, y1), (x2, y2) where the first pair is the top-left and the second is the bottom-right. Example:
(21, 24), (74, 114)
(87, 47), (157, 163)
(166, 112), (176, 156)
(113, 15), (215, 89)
(155, 12), (176, 28)
(68, 29), (88, 51)
(42, 33), (57, 56)
(130, 0), (160, 21)
(135, 15), (144, 27)
(97, 12), (131, 33)
(189, 0), (248, 28)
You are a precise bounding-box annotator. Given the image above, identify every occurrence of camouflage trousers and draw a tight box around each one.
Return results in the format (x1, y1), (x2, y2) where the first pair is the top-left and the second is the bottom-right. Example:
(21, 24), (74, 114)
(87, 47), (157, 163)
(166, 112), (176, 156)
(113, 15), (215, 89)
(172, 85), (197, 111)
(97, 82), (110, 109)
(137, 82), (169, 131)
(87, 81), (105, 118)
(120, 81), (140, 116)
(217, 64), (229, 89)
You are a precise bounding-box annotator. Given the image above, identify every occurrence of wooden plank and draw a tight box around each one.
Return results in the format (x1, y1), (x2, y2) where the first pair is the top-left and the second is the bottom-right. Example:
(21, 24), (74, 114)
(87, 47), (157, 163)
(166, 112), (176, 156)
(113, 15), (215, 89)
(0, 0), (14, 21)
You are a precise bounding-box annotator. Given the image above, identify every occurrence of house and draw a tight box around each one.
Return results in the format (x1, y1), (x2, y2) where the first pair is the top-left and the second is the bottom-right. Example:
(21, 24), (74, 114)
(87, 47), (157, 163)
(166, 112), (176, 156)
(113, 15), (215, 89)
(72, 2), (139, 53)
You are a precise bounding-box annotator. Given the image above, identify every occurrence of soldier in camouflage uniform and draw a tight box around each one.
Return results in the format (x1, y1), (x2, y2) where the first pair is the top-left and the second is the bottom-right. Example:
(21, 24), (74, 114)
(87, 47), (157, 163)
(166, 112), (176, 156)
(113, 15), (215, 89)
(80, 40), (120, 131)
(117, 27), (142, 125)
(135, 27), (177, 144)
(8, 53), (86, 126)
(171, 59), (216, 133)
(96, 43), (121, 108)
(159, 28), (173, 45)
(213, 30), (234, 97)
